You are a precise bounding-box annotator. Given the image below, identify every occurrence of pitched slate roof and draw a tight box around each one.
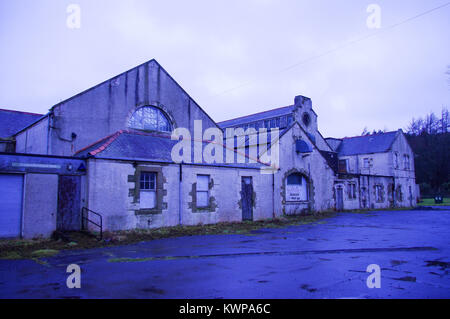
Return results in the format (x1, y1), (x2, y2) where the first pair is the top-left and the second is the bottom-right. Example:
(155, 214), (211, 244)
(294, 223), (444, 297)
(75, 130), (266, 169)
(217, 105), (294, 128)
(336, 131), (399, 156)
(0, 109), (44, 138)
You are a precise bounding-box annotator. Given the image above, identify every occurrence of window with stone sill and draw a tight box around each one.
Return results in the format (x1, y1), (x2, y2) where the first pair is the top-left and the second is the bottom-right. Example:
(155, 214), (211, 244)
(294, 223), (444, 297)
(140, 172), (156, 209)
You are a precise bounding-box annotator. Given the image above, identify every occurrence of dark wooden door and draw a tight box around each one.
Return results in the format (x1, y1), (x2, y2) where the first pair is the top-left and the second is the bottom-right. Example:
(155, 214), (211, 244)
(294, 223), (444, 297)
(336, 186), (344, 211)
(57, 175), (81, 231)
(241, 177), (253, 221)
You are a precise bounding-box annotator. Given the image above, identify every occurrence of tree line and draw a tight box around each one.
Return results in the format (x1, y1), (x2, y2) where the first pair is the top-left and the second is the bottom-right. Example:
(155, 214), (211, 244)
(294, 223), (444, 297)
(405, 108), (449, 196)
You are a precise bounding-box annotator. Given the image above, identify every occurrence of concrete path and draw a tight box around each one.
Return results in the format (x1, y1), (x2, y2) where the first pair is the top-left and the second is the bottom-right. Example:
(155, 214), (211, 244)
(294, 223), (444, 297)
(1, 208), (449, 299)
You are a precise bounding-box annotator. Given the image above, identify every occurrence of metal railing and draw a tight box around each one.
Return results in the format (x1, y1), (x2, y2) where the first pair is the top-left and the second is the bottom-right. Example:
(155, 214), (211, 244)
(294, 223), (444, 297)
(81, 207), (103, 240)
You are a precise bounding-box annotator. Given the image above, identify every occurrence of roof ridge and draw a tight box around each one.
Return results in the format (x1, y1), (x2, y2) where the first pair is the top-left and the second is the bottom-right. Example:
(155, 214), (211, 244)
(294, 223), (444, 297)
(0, 108), (43, 116)
(78, 128), (270, 166)
(217, 105), (294, 125)
(75, 130), (124, 155)
(340, 130), (398, 140)
(89, 130), (125, 156)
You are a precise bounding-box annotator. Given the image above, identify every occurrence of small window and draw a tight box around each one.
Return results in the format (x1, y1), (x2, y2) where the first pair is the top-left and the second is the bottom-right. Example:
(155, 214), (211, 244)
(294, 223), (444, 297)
(339, 159), (349, 173)
(302, 112), (311, 127)
(140, 172), (157, 209)
(363, 158), (371, 168)
(270, 119), (276, 128)
(196, 175), (210, 208)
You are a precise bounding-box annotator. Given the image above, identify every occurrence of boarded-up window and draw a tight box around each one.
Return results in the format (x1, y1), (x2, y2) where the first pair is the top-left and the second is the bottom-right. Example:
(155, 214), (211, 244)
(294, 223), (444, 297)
(347, 182), (356, 199)
(375, 185), (383, 202)
(196, 175), (210, 207)
(140, 172), (156, 209)
(286, 174), (308, 202)
(404, 155), (410, 170)
(394, 152), (399, 168)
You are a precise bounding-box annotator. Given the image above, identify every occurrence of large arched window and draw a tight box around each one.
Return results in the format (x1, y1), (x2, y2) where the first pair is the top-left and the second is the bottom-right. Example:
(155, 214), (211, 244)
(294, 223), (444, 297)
(128, 106), (172, 132)
(285, 173), (308, 202)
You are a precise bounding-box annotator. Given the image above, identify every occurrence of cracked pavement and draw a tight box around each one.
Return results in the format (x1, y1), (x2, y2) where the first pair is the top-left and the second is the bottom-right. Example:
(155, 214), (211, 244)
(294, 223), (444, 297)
(1, 207), (449, 299)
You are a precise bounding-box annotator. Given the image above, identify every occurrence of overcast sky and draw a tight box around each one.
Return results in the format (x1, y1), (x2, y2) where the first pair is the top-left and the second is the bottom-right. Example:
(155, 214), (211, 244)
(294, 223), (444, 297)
(0, 0), (449, 137)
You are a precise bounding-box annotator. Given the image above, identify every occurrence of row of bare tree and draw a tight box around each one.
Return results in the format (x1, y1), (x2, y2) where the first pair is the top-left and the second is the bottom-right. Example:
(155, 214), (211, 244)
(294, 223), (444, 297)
(404, 108), (449, 196)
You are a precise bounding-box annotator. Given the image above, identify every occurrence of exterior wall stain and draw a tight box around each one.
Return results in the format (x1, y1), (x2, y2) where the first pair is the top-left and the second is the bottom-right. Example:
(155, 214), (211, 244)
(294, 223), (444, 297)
(189, 180), (217, 213)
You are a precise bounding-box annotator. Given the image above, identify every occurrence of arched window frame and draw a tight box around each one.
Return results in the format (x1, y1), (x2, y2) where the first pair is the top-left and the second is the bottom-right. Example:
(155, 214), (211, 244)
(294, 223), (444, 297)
(285, 173), (309, 202)
(128, 106), (173, 133)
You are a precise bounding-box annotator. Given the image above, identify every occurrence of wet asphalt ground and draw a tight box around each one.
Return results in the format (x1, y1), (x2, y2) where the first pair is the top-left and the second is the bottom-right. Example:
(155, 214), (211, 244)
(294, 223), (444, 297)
(1, 208), (449, 299)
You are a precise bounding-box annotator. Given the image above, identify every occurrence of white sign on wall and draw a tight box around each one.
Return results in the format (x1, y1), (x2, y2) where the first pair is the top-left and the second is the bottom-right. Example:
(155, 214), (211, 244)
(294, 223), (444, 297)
(286, 184), (303, 202)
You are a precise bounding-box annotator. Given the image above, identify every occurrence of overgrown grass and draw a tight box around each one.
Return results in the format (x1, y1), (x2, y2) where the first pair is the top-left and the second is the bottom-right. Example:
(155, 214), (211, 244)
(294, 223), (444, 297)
(418, 197), (450, 206)
(340, 207), (412, 214)
(0, 211), (336, 260)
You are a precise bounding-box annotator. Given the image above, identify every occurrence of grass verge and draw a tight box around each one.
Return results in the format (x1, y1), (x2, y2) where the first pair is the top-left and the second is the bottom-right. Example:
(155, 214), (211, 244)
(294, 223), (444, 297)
(0, 211), (336, 260)
(417, 198), (450, 206)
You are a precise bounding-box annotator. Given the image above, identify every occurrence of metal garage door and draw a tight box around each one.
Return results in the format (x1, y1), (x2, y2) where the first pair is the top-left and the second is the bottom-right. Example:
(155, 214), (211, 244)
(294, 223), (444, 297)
(0, 174), (24, 238)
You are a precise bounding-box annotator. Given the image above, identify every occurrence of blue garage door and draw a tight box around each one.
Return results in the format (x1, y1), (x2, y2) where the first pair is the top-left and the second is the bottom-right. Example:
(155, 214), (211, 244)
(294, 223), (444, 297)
(0, 174), (24, 238)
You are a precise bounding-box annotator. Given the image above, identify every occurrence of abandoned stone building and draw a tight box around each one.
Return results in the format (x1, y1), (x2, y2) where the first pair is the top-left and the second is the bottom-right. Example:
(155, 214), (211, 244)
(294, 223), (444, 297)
(0, 59), (418, 238)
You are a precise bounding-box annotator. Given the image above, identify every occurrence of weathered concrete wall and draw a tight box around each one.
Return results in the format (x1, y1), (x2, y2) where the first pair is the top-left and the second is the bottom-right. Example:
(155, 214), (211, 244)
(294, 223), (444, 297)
(340, 152), (391, 177)
(291, 96), (331, 152)
(181, 165), (273, 225)
(359, 175), (393, 209)
(86, 158), (273, 231)
(15, 117), (49, 155)
(16, 60), (219, 157)
(274, 123), (335, 216)
(87, 159), (137, 231)
(22, 173), (58, 238)
(339, 131), (417, 208)
(335, 177), (360, 210)
(390, 131), (417, 207)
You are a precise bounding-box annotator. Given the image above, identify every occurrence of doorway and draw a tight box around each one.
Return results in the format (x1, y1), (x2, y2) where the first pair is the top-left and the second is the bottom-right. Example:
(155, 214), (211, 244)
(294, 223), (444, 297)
(336, 185), (344, 211)
(241, 177), (253, 221)
(57, 175), (81, 231)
